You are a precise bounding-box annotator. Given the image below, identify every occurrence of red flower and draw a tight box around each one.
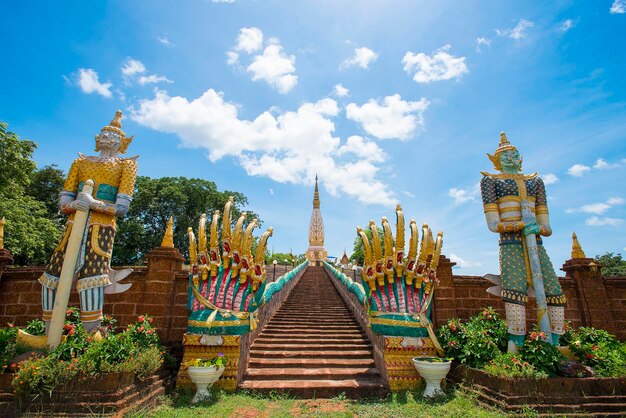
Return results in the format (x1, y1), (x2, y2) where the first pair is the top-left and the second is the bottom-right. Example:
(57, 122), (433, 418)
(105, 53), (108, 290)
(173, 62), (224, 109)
(138, 326), (144, 333)
(66, 309), (73, 315)
(585, 353), (595, 359)
(148, 317), (154, 324)
(591, 345), (599, 351)
(138, 315), (145, 322)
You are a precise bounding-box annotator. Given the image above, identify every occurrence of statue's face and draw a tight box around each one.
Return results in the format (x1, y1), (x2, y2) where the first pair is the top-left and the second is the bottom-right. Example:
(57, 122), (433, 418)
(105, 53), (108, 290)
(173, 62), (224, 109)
(98, 131), (121, 153)
(499, 149), (521, 172)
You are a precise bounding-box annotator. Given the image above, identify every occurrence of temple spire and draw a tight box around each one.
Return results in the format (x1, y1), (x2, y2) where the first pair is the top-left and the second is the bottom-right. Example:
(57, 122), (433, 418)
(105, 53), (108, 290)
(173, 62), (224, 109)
(306, 175), (327, 265)
(313, 174), (320, 208)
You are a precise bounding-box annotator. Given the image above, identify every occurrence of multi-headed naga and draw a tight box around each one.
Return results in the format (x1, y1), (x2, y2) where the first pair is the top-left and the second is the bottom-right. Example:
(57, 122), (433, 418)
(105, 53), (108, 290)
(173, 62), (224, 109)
(186, 198), (275, 335)
(349, 205), (444, 347)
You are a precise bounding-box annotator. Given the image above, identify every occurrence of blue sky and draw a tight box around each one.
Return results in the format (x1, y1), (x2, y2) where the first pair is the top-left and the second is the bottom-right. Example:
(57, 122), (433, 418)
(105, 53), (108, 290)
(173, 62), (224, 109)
(1, 1), (625, 274)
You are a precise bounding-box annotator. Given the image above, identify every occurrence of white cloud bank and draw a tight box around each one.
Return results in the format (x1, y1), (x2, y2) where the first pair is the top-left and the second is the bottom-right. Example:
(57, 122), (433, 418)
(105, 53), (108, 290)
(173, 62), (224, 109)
(121, 58), (172, 85)
(345, 94), (430, 140)
(130, 89), (396, 205)
(402, 45), (468, 83)
(76, 68), (112, 98)
(342, 47), (379, 69)
(448, 184), (479, 204)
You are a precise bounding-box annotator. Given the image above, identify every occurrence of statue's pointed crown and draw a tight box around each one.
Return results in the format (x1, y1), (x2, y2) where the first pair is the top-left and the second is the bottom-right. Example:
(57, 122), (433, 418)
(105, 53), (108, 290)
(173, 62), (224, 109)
(487, 131), (518, 171)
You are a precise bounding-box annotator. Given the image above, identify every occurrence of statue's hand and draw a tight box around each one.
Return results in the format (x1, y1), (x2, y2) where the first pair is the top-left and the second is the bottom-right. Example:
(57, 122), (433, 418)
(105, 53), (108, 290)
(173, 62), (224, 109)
(523, 221), (540, 236)
(69, 198), (90, 212)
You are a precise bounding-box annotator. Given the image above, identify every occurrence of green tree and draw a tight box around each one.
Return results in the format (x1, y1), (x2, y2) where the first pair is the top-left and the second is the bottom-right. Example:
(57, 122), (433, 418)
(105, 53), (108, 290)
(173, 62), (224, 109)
(595, 252), (626, 277)
(0, 122), (36, 195)
(28, 164), (65, 225)
(349, 226), (384, 266)
(0, 123), (60, 264)
(112, 176), (259, 265)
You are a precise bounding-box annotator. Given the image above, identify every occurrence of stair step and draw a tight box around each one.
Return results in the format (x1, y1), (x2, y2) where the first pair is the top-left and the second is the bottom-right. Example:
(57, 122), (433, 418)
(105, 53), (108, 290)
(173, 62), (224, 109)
(251, 343), (372, 351)
(245, 367), (380, 380)
(247, 358), (375, 368)
(255, 337), (368, 344)
(238, 379), (387, 399)
(249, 349), (374, 358)
(259, 332), (366, 339)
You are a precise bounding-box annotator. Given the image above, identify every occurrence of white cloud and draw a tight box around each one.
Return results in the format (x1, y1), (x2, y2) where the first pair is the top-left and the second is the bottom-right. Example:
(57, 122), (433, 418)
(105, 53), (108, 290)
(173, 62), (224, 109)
(337, 136), (385, 162)
(449, 253), (482, 269)
(586, 216), (623, 227)
(496, 19), (534, 39)
(402, 191), (415, 198)
(130, 88), (396, 206)
(138, 75), (173, 85)
(402, 45), (468, 84)
(334, 84), (349, 97)
(567, 163), (591, 177)
(558, 19), (576, 32)
(269, 188), (274, 195)
(157, 36), (174, 47)
(593, 158), (620, 169)
(345, 94), (430, 140)
(610, 0), (625, 14)
(475, 37), (492, 52)
(121, 58), (171, 86)
(76, 68), (112, 98)
(567, 197), (624, 215)
(247, 41), (297, 93)
(235, 27), (264, 53)
(212, 0), (235, 3)
(448, 186), (478, 204)
(542, 173), (559, 184)
(342, 47), (379, 69)
(121, 58), (146, 78)
(228, 29), (297, 94)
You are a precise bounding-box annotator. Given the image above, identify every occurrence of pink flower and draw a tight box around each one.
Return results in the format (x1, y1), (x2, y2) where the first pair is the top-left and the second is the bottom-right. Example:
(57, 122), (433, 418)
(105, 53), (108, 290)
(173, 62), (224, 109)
(138, 315), (145, 322)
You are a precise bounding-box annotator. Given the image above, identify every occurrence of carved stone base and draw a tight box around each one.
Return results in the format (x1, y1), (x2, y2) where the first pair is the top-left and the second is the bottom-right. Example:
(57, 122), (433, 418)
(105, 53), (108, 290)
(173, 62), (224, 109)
(176, 333), (241, 391)
(383, 336), (439, 391)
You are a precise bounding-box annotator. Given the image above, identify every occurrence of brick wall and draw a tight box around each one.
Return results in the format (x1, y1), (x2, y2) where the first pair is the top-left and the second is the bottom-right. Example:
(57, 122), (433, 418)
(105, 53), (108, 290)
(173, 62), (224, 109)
(1, 251), (624, 347)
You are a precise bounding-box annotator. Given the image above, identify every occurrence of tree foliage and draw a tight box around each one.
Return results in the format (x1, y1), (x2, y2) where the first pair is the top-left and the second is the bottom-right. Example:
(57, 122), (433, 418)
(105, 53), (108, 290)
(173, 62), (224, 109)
(595, 252), (626, 277)
(28, 164), (65, 225)
(0, 123), (61, 264)
(112, 176), (260, 265)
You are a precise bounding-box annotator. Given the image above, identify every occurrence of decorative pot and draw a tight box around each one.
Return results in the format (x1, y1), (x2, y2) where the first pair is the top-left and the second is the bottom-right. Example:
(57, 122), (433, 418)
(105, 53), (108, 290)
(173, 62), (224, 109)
(187, 365), (225, 403)
(412, 356), (451, 397)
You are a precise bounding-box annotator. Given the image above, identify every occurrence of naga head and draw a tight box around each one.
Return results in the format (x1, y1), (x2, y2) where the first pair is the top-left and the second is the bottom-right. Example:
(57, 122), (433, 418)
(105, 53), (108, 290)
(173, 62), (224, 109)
(95, 110), (133, 155)
(487, 132), (522, 174)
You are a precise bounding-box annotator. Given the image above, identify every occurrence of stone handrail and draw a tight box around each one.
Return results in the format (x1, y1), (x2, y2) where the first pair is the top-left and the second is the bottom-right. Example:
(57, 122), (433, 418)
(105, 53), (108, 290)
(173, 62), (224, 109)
(237, 261), (309, 384)
(322, 262), (388, 382)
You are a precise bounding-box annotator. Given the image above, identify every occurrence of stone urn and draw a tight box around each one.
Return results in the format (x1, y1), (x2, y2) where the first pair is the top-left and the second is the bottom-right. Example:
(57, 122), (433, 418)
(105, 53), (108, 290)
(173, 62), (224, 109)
(412, 356), (451, 397)
(187, 365), (225, 403)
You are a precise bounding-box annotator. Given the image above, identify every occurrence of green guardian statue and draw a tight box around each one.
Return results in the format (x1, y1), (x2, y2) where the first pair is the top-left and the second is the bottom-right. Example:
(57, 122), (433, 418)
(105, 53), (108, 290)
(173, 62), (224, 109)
(480, 132), (566, 352)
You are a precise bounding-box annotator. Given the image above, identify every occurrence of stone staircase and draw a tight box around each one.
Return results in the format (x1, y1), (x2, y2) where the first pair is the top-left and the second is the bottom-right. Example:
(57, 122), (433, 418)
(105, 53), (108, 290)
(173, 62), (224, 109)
(239, 266), (387, 398)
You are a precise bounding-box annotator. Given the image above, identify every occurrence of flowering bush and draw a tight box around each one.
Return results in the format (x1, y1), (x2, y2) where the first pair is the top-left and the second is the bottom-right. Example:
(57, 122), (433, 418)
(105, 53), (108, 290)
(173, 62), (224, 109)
(125, 314), (159, 349)
(437, 307), (508, 368)
(10, 314), (166, 398)
(567, 327), (626, 377)
(0, 326), (18, 372)
(187, 353), (228, 368)
(518, 328), (564, 377)
(484, 353), (548, 379)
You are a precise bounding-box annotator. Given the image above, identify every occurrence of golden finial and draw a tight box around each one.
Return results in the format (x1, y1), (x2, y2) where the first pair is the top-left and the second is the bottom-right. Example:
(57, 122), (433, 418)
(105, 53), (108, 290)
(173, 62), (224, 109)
(0, 217), (5, 250)
(161, 217), (174, 248)
(571, 231), (586, 259)
(313, 174), (320, 209)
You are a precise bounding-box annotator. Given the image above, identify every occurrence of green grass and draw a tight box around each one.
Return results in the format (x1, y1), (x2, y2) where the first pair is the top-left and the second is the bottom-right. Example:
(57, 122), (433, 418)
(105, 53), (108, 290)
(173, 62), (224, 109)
(127, 388), (510, 418)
